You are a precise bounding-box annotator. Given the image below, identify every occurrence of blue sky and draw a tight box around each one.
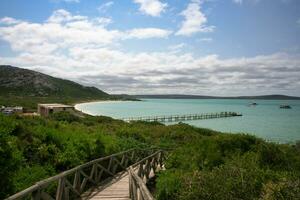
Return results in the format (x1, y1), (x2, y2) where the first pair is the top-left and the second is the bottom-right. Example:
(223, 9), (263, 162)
(0, 0), (300, 96)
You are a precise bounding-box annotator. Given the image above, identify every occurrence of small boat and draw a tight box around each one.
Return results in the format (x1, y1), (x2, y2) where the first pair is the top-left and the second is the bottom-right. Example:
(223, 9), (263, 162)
(248, 102), (258, 106)
(280, 105), (291, 109)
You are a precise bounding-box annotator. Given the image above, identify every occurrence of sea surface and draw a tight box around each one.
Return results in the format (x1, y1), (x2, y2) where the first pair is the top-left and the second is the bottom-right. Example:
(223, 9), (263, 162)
(75, 99), (300, 143)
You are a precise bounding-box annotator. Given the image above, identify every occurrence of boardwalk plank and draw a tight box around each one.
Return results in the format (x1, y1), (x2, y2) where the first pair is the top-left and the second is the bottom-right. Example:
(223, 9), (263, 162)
(81, 171), (130, 200)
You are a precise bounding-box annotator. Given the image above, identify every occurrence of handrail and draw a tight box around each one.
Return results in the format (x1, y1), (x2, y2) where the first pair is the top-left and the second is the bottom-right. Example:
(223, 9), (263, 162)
(129, 172), (154, 200)
(6, 148), (158, 200)
(128, 150), (167, 200)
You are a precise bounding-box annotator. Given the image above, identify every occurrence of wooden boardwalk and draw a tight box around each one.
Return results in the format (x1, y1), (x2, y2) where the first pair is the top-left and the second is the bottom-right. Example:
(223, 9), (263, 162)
(6, 149), (165, 200)
(82, 171), (130, 200)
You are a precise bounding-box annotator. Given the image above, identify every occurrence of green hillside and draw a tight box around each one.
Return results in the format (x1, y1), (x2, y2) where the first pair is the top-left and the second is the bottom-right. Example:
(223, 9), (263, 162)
(1, 113), (299, 199)
(0, 65), (109, 97)
(0, 65), (113, 109)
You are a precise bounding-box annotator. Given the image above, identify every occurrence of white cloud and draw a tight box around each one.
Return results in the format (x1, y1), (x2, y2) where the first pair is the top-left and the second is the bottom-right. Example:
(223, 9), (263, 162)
(98, 1), (114, 13)
(63, 0), (80, 3)
(232, 0), (273, 5)
(198, 37), (213, 42)
(126, 28), (172, 39)
(95, 17), (113, 27)
(133, 0), (167, 17)
(168, 43), (186, 50)
(47, 9), (87, 23)
(233, 0), (243, 4)
(0, 47), (300, 95)
(168, 43), (187, 53)
(0, 17), (22, 25)
(176, 0), (215, 36)
(1, 44), (299, 95)
(0, 9), (170, 56)
(0, 10), (299, 96)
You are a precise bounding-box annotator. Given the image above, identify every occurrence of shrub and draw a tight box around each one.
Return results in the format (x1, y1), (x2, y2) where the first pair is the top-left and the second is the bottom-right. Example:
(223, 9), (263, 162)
(261, 178), (300, 200)
(0, 115), (24, 198)
(49, 111), (81, 123)
(156, 170), (184, 200)
(12, 165), (55, 193)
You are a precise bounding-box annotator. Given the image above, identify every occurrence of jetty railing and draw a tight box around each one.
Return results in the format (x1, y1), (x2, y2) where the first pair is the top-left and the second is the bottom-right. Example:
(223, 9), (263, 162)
(122, 111), (242, 123)
(6, 148), (158, 200)
(128, 150), (167, 200)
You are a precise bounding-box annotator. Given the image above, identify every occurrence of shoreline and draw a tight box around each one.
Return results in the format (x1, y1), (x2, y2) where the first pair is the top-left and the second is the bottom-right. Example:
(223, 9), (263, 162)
(72, 98), (300, 143)
(74, 99), (137, 115)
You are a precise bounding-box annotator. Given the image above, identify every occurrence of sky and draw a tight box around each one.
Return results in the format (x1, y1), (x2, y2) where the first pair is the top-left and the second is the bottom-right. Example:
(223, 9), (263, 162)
(0, 0), (300, 96)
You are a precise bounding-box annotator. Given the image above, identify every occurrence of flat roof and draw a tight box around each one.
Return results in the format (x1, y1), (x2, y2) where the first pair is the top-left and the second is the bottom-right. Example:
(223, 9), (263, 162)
(38, 103), (74, 108)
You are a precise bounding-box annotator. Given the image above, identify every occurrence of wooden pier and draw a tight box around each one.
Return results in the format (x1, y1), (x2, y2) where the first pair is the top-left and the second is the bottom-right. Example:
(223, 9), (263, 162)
(121, 111), (242, 123)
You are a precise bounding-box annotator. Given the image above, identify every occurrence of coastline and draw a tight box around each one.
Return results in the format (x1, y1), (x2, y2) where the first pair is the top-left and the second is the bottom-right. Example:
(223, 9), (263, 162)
(74, 100), (137, 115)
(72, 98), (300, 143)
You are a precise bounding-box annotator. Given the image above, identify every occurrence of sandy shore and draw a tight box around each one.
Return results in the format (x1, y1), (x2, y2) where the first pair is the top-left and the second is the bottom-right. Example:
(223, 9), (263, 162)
(74, 100), (134, 114)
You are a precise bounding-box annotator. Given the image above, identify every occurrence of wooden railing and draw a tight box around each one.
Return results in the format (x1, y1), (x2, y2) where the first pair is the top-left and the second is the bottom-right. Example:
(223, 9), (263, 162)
(128, 150), (166, 200)
(6, 148), (158, 200)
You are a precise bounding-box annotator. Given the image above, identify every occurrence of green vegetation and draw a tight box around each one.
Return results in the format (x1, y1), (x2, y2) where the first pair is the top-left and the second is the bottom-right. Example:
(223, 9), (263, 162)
(0, 112), (299, 199)
(156, 135), (300, 200)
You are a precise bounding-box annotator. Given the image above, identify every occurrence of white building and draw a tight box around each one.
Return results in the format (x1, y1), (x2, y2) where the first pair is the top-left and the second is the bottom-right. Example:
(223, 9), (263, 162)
(37, 104), (74, 117)
(1, 106), (23, 115)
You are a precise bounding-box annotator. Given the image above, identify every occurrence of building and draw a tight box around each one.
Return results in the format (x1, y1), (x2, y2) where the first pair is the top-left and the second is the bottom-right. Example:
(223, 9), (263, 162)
(1, 106), (23, 115)
(37, 104), (74, 117)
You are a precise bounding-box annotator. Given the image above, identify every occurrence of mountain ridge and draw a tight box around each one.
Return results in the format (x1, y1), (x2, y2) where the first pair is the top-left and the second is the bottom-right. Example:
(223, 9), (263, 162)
(0, 65), (108, 98)
(133, 94), (300, 100)
(0, 65), (112, 109)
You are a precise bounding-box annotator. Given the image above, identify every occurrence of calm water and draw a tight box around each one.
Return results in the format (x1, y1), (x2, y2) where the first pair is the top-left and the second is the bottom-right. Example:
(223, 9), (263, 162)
(75, 99), (300, 143)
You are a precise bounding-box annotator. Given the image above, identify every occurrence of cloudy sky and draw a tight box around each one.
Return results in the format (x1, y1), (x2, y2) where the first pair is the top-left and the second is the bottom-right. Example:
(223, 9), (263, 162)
(0, 0), (300, 96)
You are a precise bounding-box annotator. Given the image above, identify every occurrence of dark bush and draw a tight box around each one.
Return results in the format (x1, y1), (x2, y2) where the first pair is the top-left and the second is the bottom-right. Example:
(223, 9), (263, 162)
(49, 111), (81, 123)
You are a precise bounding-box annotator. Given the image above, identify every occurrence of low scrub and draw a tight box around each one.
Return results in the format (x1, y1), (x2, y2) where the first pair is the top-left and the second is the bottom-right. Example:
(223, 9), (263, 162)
(156, 135), (300, 200)
(1, 112), (299, 199)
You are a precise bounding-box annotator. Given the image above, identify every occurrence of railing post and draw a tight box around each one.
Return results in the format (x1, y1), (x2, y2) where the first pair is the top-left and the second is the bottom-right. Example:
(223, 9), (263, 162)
(144, 159), (150, 182)
(93, 163), (98, 183)
(56, 177), (65, 200)
(112, 157), (119, 174)
(124, 153), (129, 167)
(90, 164), (96, 182)
(31, 189), (41, 200)
(159, 151), (164, 168)
(64, 187), (69, 200)
(131, 150), (136, 163)
(129, 170), (133, 198)
(73, 170), (81, 192)
(107, 156), (114, 174)
(132, 179), (138, 200)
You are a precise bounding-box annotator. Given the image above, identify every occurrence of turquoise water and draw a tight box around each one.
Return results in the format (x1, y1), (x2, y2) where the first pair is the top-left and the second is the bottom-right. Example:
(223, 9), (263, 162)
(75, 99), (300, 143)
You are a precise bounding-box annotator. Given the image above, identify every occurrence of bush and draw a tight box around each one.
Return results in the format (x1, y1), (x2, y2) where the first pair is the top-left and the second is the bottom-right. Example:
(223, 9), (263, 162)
(156, 170), (183, 200)
(49, 111), (81, 123)
(261, 179), (300, 200)
(1, 113), (299, 200)
(0, 114), (23, 198)
(12, 165), (55, 193)
(157, 134), (300, 200)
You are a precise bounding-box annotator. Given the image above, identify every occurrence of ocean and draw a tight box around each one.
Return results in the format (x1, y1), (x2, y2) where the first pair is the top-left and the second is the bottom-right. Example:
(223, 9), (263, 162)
(75, 99), (300, 143)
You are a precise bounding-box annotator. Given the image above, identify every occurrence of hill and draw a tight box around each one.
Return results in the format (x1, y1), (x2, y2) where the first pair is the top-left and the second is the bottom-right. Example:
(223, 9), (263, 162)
(0, 65), (112, 109)
(133, 94), (300, 100)
(0, 65), (108, 98)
